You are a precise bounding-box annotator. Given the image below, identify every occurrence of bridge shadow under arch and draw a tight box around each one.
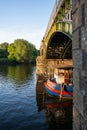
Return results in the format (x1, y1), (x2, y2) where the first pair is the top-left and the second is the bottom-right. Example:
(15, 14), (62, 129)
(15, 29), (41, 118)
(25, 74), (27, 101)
(46, 31), (72, 60)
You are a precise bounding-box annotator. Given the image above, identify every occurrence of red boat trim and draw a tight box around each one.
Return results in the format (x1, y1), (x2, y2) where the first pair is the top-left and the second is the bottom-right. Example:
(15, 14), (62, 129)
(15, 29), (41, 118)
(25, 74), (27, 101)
(44, 82), (73, 96)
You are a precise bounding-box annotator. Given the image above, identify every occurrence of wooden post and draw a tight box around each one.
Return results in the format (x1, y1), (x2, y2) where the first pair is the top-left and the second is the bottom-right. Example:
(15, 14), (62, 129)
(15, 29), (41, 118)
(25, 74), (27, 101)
(60, 83), (64, 99)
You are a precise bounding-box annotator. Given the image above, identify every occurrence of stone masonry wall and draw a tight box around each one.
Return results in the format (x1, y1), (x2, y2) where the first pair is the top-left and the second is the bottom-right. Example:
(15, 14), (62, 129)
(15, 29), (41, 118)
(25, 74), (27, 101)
(72, 0), (87, 129)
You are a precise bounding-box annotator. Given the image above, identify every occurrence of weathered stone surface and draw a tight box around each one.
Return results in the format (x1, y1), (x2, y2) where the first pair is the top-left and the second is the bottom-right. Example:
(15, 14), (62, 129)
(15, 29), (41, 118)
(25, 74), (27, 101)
(73, 106), (87, 130)
(72, 49), (82, 69)
(73, 3), (85, 31)
(81, 72), (87, 95)
(82, 51), (87, 70)
(84, 103), (87, 119)
(73, 90), (84, 115)
(72, 0), (80, 13)
(72, 0), (86, 14)
(73, 8), (82, 31)
(73, 68), (81, 90)
(72, 29), (81, 49)
(73, 107), (81, 130)
(84, 3), (87, 25)
(81, 27), (87, 50)
(73, 0), (87, 129)
(80, 116), (87, 130)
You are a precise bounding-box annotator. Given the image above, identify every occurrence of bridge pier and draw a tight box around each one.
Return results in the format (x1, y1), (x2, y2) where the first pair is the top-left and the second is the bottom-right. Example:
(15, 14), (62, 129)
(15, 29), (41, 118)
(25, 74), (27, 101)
(72, 0), (87, 129)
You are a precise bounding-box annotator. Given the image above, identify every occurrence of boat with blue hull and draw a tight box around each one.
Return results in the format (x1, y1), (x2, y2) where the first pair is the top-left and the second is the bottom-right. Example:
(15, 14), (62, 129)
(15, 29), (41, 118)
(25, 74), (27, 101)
(44, 80), (73, 98)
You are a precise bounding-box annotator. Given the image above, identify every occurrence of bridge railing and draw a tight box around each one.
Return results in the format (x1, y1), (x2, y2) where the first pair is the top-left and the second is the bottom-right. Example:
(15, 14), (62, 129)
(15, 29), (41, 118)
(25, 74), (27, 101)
(44, 0), (64, 39)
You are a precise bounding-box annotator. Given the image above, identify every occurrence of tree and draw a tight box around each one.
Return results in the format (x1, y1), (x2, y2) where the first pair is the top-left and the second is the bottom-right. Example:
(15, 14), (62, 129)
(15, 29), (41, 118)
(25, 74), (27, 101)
(0, 42), (9, 58)
(0, 42), (9, 50)
(14, 39), (30, 62)
(7, 39), (38, 63)
(27, 43), (38, 62)
(8, 43), (15, 60)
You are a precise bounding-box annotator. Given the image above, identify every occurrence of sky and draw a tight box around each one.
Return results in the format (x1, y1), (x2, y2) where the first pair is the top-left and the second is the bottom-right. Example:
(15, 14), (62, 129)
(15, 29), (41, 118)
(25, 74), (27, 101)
(0, 0), (55, 49)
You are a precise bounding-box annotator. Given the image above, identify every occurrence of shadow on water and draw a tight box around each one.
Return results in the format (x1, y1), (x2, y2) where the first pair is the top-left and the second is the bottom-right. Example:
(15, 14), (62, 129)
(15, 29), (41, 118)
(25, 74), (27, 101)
(36, 81), (73, 130)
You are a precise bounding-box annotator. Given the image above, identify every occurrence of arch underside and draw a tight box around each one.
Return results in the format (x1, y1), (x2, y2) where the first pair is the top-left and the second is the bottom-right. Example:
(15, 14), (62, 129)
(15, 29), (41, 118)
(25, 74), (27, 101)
(46, 31), (72, 59)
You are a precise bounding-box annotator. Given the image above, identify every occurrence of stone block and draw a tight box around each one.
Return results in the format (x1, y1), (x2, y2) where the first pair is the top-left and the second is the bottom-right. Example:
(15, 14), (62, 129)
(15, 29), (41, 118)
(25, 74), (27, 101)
(72, 49), (82, 69)
(72, 0), (86, 13)
(73, 107), (81, 130)
(73, 106), (87, 130)
(80, 0), (86, 5)
(82, 50), (87, 71)
(81, 27), (87, 51)
(84, 104), (87, 118)
(73, 4), (84, 31)
(72, 29), (81, 49)
(80, 70), (87, 95)
(80, 115), (87, 129)
(73, 90), (84, 116)
(73, 68), (81, 90)
(72, 0), (80, 13)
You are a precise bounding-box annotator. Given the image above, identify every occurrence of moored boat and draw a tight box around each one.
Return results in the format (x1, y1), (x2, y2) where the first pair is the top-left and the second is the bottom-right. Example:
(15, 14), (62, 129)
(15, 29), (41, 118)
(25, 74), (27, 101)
(43, 79), (73, 99)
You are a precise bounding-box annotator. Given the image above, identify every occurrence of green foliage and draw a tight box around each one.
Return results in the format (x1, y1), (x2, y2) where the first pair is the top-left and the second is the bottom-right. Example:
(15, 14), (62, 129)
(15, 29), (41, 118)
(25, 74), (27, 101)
(0, 42), (9, 58)
(8, 43), (15, 61)
(0, 39), (38, 63)
(27, 43), (38, 62)
(7, 39), (38, 63)
(0, 42), (9, 49)
(14, 39), (29, 62)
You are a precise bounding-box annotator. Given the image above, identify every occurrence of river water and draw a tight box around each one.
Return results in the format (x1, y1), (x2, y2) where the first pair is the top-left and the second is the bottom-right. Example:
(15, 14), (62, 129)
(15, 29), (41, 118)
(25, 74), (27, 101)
(0, 64), (73, 130)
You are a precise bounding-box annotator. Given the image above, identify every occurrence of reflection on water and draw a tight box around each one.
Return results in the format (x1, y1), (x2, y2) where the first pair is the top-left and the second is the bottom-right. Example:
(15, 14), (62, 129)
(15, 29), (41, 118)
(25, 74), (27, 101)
(44, 99), (72, 130)
(0, 64), (41, 130)
(36, 81), (45, 112)
(7, 64), (34, 84)
(0, 64), (73, 130)
(0, 64), (33, 79)
(36, 81), (73, 130)
(0, 64), (35, 88)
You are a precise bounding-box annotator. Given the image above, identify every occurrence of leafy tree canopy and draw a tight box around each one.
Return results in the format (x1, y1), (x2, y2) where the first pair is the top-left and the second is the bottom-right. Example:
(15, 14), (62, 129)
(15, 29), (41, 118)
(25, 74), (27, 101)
(8, 43), (15, 61)
(0, 42), (9, 58)
(0, 42), (9, 50)
(7, 39), (38, 63)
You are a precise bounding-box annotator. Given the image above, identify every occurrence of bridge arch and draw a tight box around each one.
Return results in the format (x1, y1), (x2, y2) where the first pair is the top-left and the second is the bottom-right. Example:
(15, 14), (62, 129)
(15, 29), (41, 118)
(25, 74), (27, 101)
(46, 31), (72, 60)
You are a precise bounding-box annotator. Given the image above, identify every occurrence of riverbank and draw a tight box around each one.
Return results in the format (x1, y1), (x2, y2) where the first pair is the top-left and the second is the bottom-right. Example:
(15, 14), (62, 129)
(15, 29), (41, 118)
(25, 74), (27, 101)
(0, 58), (36, 65)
